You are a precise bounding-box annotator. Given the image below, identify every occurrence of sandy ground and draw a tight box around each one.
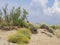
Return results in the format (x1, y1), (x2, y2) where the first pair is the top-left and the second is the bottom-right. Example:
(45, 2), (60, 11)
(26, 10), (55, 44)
(0, 30), (17, 45)
(28, 29), (60, 45)
(0, 29), (60, 45)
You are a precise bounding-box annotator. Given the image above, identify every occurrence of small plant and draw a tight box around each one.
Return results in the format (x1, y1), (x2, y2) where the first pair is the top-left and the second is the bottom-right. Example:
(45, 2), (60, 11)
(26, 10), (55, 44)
(18, 43), (27, 45)
(56, 25), (60, 29)
(28, 23), (37, 34)
(8, 34), (17, 43)
(17, 28), (32, 39)
(40, 24), (55, 35)
(50, 25), (57, 30)
(8, 33), (29, 44)
(40, 24), (49, 30)
(48, 27), (55, 35)
(8, 28), (31, 44)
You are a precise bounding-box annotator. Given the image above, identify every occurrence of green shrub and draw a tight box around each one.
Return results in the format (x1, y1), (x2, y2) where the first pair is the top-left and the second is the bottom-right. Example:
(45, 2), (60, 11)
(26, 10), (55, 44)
(50, 25), (60, 30)
(35, 25), (40, 29)
(8, 28), (31, 44)
(48, 27), (55, 35)
(50, 25), (57, 29)
(40, 24), (49, 30)
(18, 43), (27, 45)
(28, 23), (37, 34)
(17, 28), (32, 39)
(8, 33), (29, 44)
(40, 24), (55, 35)
(8, 34), (18, 43)
(56, 25), (60, 29)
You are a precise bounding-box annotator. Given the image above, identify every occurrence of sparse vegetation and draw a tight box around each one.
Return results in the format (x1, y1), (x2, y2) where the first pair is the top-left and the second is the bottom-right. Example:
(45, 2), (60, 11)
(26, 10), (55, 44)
(28, 23), (38, 34)
(50, 25), (57, 30)
(40, 24), (49, 30)
(0, 4), (60, 45)
(8, 28), (32, 45)
(0, 5), (28, 30)
(40, 24), (55, 35)
(17, 28), (32, 39)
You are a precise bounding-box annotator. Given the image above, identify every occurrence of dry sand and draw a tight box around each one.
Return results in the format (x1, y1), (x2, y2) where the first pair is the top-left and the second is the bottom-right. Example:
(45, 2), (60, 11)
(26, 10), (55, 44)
(0, 29), (60, 45)
(0, 30), (17, 45)
(28, 29), (60, 45)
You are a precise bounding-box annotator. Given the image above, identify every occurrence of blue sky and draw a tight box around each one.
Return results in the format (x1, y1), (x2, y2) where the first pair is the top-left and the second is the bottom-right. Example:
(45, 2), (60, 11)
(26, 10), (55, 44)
(0, 0), (60, 25)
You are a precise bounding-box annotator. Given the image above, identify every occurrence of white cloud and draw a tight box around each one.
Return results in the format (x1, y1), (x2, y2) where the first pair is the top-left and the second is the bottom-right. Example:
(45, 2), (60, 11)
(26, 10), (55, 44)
(44, 0), (60, 16)
(30, 0), (60, 16)
(30, 0), (48, 7)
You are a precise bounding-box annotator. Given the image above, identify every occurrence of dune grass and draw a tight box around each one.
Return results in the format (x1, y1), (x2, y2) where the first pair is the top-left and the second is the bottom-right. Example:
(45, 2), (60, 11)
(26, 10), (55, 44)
(8, 28), (32, 45)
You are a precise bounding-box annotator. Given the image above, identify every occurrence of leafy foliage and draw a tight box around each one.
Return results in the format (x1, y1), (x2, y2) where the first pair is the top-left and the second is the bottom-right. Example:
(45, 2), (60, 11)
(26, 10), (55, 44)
(0, 5), (28, 29)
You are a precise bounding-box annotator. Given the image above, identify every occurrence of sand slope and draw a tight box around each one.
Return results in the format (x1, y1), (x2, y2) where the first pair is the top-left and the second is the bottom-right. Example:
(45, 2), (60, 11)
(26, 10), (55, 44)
(0, 29), (60, 45)
(28, 29), (60, 45)
(0, 30), (17, 45)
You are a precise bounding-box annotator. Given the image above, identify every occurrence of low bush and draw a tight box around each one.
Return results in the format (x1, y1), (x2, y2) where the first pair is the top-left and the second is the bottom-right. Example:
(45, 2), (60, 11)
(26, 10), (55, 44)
(18, 43), (27, 45)
(56, 25), (60, 29)
(8, 33), (29, 44)
(8, 34), (18, 43)
(50, 25), (57, 30)
(17, 28), (32, 39)
(48, 27), (55, 35)
(40, 24), (55, 35)
(33, 24), (40, 29)
(28, 23), (37, 34)
(8, 28), (31, 44)
(40, 24), (49, 30)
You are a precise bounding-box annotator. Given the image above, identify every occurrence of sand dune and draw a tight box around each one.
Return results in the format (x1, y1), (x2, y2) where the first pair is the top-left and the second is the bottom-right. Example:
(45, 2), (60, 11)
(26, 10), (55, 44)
(0, 30), (17, 45)
(0, 29), (60, 45)
(28, 29), (60, 45)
